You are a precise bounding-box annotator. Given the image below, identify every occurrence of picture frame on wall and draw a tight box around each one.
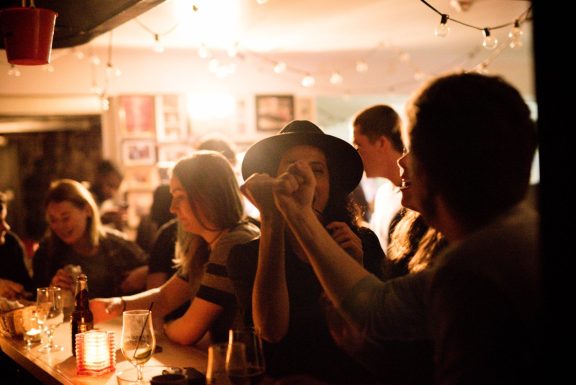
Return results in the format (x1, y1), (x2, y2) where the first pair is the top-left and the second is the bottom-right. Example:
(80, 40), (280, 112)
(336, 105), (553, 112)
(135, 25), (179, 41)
(158, 144), (194, 164)
(118, 95), (156, 138)
(156, 94), (188, 143)
(122, 139), (157, 166)
(255, 94), (294, 132)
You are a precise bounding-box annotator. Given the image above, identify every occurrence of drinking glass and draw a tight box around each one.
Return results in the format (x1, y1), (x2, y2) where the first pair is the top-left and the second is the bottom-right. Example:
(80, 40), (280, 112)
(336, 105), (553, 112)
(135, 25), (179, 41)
(121, 310), (156, 384)
(206, 342), (236, 385)
(227, 327), (265, 385)
(36, 286), (65, 352)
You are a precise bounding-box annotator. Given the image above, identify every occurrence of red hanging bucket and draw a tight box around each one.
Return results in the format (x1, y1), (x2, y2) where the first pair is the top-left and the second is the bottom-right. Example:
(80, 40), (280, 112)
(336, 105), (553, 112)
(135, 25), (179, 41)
(0, 6), (58, 65)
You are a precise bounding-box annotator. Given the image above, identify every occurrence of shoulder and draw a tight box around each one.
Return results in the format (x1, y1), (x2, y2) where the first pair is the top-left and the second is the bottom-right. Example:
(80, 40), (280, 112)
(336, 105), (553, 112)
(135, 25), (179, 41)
(227, 238), (260, 279)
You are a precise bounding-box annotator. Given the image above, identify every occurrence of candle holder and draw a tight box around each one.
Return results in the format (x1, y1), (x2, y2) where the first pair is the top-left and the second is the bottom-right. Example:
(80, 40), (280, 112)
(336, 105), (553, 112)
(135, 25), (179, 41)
(75, 330), (116, 375)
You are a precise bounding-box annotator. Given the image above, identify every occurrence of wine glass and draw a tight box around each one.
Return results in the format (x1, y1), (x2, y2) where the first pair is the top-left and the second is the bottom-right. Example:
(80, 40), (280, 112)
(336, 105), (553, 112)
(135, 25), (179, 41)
(206, 342), (239, 385)
(36, 286), (65, 353)
(121, 309), (156, 384)
(226, 327), (265, 385)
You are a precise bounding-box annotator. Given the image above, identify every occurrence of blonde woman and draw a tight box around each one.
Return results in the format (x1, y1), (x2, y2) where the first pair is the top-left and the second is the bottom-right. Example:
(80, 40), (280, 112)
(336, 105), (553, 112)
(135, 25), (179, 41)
(32, 179), (147, 297)
(90, 151), (260, 347)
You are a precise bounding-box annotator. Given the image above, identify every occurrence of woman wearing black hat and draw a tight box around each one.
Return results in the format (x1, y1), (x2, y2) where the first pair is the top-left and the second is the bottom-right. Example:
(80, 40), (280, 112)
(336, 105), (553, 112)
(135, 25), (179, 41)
(227, 120), (383, 384)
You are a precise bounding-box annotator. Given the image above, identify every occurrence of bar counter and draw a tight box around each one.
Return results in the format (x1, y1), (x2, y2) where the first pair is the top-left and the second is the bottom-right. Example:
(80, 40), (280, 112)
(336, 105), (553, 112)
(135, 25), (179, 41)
(0, 317), (207, 385)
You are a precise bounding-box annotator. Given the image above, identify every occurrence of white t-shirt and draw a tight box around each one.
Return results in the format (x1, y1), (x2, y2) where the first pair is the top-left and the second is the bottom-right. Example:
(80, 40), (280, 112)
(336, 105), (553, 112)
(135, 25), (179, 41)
(369, 179), (402, 251)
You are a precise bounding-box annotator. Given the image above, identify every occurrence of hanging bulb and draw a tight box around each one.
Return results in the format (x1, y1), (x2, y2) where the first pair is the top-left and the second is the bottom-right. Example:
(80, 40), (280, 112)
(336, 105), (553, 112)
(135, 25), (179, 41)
(227, 42), (239, 57)
(73, 48), (85, 60)
(153, 34), (165, 53)
(273, 61), (286, 74)
(482, 28), (498, 50)
(508, 20), (523, 49)
(7, 64), (21, 77)
(301, 74), (315, 87)
(434, 14), (450, 37)
(355, 60), (368, 73)
(90, 55), (101, 65)
(100, 97), (110, 111)
(329, 71), (343, 85)
(198, 44), (211, 59)
(256, 0), (269, 4)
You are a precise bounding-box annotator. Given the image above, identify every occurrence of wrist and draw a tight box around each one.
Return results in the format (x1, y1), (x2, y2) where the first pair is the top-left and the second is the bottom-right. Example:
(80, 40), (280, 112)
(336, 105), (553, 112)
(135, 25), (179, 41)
(119, 296), (126, 313)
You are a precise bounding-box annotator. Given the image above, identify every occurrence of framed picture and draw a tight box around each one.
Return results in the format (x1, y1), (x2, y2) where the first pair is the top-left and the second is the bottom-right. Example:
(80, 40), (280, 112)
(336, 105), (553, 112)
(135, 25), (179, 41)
(122, 140), (157, 166)
(255, 95), (294, 132)
(156, 94), (188, 142)
(123, 166), (159, 190)
(158, 144), (194, 163)
(118, 95), (156, 138)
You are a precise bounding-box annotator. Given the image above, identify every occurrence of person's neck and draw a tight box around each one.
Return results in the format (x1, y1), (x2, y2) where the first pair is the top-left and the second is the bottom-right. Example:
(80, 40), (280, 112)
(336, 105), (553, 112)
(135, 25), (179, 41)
(378, 151), (403, 187)
(205, 228), (228, 248)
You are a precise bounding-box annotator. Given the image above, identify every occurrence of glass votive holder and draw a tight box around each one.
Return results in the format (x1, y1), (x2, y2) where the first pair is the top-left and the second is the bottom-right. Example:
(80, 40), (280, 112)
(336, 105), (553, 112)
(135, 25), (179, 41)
(76, 329), (116, 375)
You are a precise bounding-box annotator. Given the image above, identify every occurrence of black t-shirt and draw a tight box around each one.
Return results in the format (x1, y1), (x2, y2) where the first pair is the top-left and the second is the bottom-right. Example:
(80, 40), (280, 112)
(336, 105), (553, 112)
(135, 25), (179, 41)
(227, 227), (383, 384)
(148, 219), (178, 276)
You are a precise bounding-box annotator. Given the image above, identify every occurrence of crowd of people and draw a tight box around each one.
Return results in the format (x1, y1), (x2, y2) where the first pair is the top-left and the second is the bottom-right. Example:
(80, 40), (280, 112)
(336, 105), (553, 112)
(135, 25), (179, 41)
(0, 72), (541, 385)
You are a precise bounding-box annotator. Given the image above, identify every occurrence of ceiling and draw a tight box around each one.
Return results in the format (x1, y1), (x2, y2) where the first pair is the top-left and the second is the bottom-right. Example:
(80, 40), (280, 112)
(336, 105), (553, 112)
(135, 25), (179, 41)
(0, 0), (532, 53)
(85, 0), (533, 53)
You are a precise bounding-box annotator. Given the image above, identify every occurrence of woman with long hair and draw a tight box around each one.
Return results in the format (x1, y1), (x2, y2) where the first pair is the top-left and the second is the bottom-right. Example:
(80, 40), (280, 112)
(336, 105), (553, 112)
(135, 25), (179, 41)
(33, 179), (147, 298)
(90, 151), (259, 346)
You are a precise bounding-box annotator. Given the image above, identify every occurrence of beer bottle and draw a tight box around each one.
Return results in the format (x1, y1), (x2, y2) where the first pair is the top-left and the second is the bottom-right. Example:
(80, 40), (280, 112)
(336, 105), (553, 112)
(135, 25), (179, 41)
(71, 273), (94, 356)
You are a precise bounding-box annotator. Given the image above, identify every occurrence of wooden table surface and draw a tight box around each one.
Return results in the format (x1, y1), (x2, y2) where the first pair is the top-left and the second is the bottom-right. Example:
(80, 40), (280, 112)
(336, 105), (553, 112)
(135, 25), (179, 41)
(0, 316), (207, 385)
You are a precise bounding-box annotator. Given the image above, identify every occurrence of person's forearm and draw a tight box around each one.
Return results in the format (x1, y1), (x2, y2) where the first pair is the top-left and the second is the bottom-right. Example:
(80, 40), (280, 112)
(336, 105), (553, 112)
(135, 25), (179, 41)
(252, 213), (289, 342)
(283, 207), (371, 308)
(122, 287), (167, 316)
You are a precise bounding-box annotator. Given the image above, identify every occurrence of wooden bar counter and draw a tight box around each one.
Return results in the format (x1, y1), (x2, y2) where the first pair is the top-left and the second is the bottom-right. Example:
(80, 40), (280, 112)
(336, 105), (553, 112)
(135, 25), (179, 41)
(0, 317), (207, 385)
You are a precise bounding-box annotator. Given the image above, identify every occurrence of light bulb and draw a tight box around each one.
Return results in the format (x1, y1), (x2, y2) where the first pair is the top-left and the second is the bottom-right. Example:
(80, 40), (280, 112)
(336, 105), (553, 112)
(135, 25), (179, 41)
(198, 44), (211, 59)
(153, 34), (165, 53)
(434, 14), (450, 37)
(273, 61), (286, 74)
(301, 74), (315, 87)
(7, 65), (21, 77)
(508, 20), (523, 49)
(329, 72), (343, 85)
(355, 60), (368, 73)
(482, 28), (498, 50)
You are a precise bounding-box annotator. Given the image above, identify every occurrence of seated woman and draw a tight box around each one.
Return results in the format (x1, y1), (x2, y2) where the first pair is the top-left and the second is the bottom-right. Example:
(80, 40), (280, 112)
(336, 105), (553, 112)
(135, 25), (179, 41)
(90, 151), (260, 347)
(0, 191), (34, 299)
(227, 120), (384, 384)
(32, 179), (148, 298)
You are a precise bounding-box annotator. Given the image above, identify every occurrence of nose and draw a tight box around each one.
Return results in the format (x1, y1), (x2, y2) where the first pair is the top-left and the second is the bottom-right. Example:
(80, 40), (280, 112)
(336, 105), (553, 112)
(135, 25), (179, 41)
(0, 218), (10, 232)
(169, 199), (177, 215)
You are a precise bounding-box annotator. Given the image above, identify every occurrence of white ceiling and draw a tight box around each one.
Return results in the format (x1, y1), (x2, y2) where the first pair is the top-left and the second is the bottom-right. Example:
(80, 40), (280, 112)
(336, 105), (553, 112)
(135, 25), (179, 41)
(92, 0), (532, 53)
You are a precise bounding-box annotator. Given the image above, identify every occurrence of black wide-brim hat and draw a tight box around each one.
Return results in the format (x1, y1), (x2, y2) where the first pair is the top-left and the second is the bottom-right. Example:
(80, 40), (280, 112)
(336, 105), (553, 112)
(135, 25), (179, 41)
(242, 120), (363, 196)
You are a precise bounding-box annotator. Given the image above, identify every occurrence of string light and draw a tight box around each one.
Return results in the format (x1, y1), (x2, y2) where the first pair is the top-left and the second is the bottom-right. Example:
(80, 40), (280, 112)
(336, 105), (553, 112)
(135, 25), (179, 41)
(508, 20), (523, 49)
(435, 14), (450, 37)
(329, 71), (343, 85)
(153, 34), (165, 53)
(273, 61), (286, 74)
(2, 2), (528, 97)
(301, 74), (315, 87)
(420, 0), (531, 48)
(482, 28), (498, 50)
(7, 64), (21, 77)
(135, 18), (178, 54)
(355, 60), (368, 73)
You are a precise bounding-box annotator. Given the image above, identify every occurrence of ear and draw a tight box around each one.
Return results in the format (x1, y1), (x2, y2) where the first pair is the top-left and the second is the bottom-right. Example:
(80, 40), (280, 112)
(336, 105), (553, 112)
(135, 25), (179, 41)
(83, 204), (93, 218)
(376, 136), (389, 150)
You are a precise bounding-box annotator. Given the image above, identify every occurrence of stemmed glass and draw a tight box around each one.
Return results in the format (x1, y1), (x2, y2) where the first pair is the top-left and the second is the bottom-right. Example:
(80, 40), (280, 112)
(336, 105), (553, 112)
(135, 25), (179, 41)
(121, 310), (156, 384)
(36, 286), (65, 353)
(226, 327), (265, 385)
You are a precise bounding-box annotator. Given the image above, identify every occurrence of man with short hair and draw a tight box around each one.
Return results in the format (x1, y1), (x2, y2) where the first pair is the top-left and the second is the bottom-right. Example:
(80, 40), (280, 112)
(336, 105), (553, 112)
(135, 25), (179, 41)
(352, 104), (404, 251)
